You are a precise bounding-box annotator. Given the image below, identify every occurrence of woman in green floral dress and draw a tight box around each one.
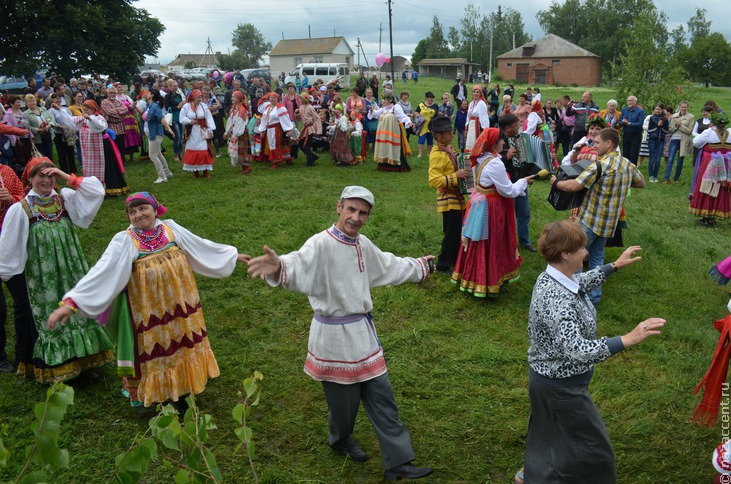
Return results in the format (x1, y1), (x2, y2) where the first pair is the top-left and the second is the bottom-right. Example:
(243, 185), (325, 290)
(0, 160), (114, 382)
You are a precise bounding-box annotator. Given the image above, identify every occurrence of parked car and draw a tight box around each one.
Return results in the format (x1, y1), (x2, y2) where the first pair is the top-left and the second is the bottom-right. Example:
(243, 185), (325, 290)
(167, 70), (192, 80)
(242, 68), (271, 84)
(140, 69), (165, 82)
(0, 76), (29, 94)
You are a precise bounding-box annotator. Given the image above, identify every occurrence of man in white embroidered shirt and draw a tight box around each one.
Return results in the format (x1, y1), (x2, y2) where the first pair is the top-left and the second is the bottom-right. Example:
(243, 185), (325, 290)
(246, 186), (434, 480)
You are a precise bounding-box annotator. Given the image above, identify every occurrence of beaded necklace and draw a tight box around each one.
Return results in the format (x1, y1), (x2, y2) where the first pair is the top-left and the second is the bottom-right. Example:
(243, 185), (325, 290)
(129, 224), (166, 251)
(28, 195), (64, 223)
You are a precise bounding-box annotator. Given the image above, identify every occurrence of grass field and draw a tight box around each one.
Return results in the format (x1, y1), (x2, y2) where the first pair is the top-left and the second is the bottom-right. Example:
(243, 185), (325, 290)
(1, 77), (730, 483)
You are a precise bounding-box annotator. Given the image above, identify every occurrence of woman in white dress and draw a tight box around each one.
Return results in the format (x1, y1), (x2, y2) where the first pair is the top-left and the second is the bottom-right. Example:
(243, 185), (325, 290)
(180, 89), (215, 179)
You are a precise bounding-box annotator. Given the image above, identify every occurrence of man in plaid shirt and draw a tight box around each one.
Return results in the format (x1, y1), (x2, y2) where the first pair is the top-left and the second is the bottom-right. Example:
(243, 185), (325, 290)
(550, 128), (645, 304)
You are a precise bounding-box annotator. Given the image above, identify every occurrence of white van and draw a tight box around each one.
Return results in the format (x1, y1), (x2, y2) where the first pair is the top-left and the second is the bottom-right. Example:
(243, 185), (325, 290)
(284, 63), (350, 89)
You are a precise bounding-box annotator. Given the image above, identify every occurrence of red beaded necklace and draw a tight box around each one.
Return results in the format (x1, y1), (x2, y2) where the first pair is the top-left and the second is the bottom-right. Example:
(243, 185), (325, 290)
(28, 195), (64, 223)
(129, 224), (166, 251)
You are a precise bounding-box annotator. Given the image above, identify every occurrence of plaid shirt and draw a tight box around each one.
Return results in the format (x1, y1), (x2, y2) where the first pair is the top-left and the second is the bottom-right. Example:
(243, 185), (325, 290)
(575, 151), (643, 237)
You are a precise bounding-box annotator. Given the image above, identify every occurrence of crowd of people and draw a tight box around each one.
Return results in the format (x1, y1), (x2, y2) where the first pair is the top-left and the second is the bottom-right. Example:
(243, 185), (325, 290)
(0, 67), (728, 481)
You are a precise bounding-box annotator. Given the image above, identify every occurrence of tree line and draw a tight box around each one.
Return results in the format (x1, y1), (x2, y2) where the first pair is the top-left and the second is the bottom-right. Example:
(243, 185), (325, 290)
(411, 1), (731, 94)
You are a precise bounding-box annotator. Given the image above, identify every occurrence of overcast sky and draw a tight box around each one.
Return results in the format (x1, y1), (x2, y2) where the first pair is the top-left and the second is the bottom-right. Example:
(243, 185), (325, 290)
(137, 0), (730, 67)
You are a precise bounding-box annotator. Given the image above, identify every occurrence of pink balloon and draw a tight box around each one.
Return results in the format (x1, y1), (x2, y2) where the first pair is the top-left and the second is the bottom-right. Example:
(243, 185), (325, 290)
(375, 53), (387, 67)
(385, 57), (390, 64)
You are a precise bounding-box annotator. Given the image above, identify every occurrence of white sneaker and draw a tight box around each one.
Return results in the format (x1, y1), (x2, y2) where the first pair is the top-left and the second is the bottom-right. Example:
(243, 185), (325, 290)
(154, 177), (167, 184)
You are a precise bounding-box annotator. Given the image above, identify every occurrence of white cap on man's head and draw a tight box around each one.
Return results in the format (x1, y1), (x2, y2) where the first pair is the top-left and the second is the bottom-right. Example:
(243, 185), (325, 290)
(340, 186), (375, 207)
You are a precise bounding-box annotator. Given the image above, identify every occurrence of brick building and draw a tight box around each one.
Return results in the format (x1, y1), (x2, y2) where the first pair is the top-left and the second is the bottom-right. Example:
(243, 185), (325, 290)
(497, 34), (601, 87)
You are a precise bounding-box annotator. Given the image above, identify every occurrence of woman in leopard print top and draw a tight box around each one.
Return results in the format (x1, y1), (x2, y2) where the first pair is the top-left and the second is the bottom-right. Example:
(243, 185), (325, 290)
(521, 220), (665, 483)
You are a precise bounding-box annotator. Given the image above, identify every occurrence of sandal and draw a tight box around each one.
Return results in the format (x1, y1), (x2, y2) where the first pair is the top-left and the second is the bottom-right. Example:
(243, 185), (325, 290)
(515, 467), (524, 484)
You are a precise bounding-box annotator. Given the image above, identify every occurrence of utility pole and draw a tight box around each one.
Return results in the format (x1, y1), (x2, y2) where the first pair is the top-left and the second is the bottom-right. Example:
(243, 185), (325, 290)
(379, 23), (383, 52)
(488, 16), (494, 83)
(357, 38), (361, 68)
(388, 0), (395, 81)
(309, 25), (311, 39)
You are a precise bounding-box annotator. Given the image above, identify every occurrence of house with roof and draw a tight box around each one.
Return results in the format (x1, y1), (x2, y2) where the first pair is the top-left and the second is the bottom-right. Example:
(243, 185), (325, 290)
(497, 34), (602, 87)
(269, 37), (354, 75)
(416, 58), (477, 80)
(167, 53), (220, 69)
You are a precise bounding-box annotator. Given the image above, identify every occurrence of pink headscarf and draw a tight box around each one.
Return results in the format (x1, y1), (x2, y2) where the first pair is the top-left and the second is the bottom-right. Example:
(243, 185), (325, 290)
(125, 192), (167, 217)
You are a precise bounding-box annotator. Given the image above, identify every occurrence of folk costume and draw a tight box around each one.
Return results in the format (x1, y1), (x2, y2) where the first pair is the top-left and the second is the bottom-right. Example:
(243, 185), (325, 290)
(180, 90), (216, 175)
(54, 106), (107, 182)
(264, 187), (431, 471)
(0, 168), (114, 382)
(225, 91), (253, 174)
(117, 92), (142, 156)
(295, 98), (322, 167)
(451, 128), (526, 297)
(330, 112), (356, 166)
(61, 192), (239, 407)
(464, 90), (489, 154)
(101, 129), (130, 196)
(100, 95), (128, 163)
(349, 117), (366, 163)
(428, 122), (466, 273)
(690, 126), (731, 223)
(257, 93), (294, 169)
(369, 101), (412, 172)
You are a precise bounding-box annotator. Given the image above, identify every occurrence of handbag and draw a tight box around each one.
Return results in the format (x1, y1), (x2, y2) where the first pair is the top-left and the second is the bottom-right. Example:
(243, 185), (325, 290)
(547, 159), (602, 211)
(412, 114), (425, 134)
(201, 128), (214, 140)
(164, 109), (173, 126)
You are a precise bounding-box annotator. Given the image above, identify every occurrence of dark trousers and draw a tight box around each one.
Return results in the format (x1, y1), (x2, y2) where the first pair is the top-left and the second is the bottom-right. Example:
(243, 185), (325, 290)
(0, 274), (35, 364)
(437, 209), (464, 271)
(53, 133), (77, 174)
(35, 138), (54, 162)
(298, 137), (318, 166)
(556, 126), (572, 158)
(322, 373), (415, 470)
(623, 131), (642, 165)
(515, 189), (531, 247)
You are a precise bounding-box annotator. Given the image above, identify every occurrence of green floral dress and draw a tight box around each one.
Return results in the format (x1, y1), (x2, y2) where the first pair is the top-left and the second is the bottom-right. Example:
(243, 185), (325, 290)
(19, 194), (114, 382)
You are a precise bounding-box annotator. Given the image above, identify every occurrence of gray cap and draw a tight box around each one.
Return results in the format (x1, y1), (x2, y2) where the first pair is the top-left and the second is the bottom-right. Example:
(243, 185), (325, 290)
(340, 186), (375, 207)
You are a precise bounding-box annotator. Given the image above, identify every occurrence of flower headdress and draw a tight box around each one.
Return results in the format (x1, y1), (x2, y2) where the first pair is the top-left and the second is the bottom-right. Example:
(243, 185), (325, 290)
(586, 113), (609, 129)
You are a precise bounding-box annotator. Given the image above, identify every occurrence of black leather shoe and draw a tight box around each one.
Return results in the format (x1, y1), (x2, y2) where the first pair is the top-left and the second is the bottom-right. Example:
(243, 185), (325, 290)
(330, 439), (369, 462)
(384, 463), (434, 480)
(0, 360), (15, 373)
(521, 243), (538, 253)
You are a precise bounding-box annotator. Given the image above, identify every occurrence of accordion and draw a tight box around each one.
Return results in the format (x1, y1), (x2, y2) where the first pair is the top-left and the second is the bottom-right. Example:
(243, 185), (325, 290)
(547, 159), (601, 211)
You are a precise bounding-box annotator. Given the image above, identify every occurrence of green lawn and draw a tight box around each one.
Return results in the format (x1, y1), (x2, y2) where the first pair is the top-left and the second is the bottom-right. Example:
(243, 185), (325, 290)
(1, 78), (729, 482)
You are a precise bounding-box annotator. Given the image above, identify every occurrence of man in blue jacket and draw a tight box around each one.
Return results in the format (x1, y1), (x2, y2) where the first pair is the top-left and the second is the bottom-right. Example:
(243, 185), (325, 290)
(618, 96), (645, 165)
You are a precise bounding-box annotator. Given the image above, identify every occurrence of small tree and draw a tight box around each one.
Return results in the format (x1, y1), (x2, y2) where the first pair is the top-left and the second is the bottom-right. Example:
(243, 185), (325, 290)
(615, 11), (692, 109)
(184, 61), (197, 69)
(231, 23), (272, 69)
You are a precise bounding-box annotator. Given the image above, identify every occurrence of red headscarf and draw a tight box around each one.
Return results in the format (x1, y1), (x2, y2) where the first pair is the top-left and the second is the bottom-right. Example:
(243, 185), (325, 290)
(21, 158), (58, 194)
(265, 92), (280, 103)
(468, 127), (501, 167)
(471, 85), (483, 98)
(83, 99), (101, 114)
(530, 100), (543, 113)
(231, 90), (249, 118)
(187, 89), (202, 103)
